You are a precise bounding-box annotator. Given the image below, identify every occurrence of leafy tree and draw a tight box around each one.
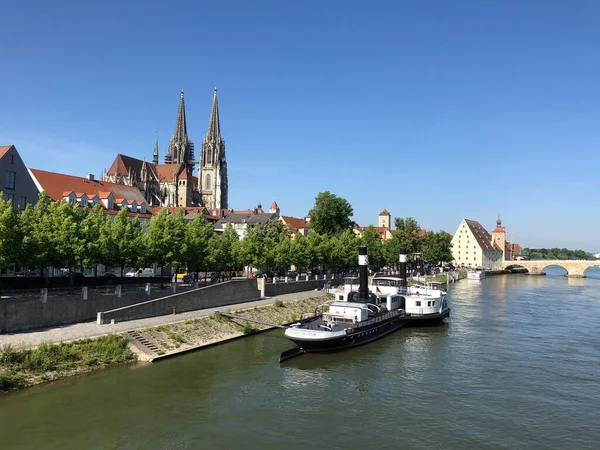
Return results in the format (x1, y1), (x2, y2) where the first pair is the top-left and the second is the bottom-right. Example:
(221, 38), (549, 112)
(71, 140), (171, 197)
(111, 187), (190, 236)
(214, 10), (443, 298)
(81, 204), (110, 275)
(0, 195), (22, 270)
(50, 201), (86, 278)
(306, 230), (324, 270)
(143, 208), (186, 272)
(330, 229), (358, 271)
(184, 215), (215, 272)
(24, 192), (54, 276)
(308, 191), (354, 235)
(104, 207), (143, 276)
(421, 231), (453, 265)
(387, 217), (422, 263)
(211, 223), (240, 275)
(358, 226), (384, 268)
(274, 235), (293, 272)
(289, 234), (310, 273)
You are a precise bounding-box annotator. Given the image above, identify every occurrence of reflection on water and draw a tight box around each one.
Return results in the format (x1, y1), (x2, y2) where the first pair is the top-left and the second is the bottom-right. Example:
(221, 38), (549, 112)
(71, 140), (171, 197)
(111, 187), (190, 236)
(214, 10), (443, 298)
(1, 270), (600, 449)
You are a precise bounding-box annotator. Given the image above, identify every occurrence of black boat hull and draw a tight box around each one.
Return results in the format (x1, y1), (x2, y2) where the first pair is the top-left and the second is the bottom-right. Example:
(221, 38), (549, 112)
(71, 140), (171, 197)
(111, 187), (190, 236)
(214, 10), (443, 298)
(404, 307), (451, 327)
(287, 312), (406, 352)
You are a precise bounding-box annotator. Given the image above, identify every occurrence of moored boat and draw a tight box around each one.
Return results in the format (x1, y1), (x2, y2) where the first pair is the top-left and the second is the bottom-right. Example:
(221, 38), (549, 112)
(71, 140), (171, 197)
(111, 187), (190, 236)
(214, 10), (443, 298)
(467, 268), (486, 280)
(281, 246), (408, 361)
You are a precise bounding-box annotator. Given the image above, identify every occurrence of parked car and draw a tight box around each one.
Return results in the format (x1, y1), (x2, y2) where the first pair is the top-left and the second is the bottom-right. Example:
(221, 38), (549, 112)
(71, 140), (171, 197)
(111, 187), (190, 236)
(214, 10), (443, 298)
(125, 268), (155, 278)
(101, 272), (117, 277)
(63, 271), (85, 278)
(286, 270), (297, 278)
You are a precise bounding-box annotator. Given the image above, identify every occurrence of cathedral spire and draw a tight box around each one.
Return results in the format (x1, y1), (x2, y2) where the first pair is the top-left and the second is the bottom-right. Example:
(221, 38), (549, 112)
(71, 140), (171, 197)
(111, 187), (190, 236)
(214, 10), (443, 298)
(153, 133), (159, 165)
(165, 89), (195, 167)
(207, 88), (221, 141)
(174, 89), (187, 141)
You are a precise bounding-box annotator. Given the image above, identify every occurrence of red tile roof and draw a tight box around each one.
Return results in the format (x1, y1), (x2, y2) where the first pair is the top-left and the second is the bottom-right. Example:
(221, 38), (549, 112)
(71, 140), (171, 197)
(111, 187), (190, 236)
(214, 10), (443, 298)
(270, 201), (279, 209)
(30, 168), (147, 205)
(280, 216), (308, 232)
(379, 209), (390, 216)
(0, 145), (15, 159)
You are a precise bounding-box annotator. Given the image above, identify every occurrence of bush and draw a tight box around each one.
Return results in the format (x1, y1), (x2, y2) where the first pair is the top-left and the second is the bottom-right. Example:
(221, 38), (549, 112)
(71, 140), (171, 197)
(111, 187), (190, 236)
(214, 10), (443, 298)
(274, 300), (285, 308)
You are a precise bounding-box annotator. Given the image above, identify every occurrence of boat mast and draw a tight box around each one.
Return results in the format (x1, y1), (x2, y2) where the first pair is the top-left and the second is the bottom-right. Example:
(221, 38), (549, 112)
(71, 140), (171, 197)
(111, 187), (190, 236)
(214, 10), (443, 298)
(358, 246), (369, 301)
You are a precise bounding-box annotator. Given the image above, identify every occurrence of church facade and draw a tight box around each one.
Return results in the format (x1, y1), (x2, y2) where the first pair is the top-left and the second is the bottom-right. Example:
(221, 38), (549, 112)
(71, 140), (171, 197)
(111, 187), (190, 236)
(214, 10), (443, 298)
(104, 89), (228, 209)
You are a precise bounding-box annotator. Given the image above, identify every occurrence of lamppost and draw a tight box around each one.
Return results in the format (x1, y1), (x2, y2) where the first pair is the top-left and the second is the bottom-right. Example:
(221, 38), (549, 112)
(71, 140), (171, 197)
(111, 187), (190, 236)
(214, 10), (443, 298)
(414, 252), (423, 283)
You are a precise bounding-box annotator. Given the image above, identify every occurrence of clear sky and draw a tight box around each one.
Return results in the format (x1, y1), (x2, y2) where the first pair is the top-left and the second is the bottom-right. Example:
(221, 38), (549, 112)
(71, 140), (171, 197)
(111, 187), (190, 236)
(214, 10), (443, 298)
(1, 1), (599, 251)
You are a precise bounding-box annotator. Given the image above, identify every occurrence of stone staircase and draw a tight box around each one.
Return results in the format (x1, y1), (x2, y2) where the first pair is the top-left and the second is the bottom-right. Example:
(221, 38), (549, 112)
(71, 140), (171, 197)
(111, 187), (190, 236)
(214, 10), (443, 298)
(126, 330), (166, 357)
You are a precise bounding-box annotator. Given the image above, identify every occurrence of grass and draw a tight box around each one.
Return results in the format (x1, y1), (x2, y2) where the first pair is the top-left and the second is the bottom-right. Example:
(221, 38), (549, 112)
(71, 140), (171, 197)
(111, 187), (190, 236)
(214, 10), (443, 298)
(274, 299), (285, 308)
(0, 334), (136, 393)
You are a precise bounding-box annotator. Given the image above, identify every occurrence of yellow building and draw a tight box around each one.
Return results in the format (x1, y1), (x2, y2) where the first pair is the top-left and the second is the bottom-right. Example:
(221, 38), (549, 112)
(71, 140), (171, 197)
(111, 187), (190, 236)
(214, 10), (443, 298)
(451, 218), (503, 269)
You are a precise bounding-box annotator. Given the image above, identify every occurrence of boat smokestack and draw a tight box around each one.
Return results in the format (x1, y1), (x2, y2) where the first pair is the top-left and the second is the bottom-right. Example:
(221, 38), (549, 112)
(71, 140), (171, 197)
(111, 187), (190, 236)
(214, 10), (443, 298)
(399, 247), (407, 288)
(358, 245), (369, 301)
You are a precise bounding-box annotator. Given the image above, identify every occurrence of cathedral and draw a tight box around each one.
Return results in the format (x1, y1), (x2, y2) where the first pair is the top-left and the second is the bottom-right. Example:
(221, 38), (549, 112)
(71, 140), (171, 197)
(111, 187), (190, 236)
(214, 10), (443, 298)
(104, 89), (228, 209)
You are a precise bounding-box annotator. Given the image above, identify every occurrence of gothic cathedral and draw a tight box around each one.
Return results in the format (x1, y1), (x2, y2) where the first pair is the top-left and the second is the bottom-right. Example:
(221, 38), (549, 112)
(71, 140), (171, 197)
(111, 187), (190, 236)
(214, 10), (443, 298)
(104, 89), (229, 209)
(199, 89), (228, 209)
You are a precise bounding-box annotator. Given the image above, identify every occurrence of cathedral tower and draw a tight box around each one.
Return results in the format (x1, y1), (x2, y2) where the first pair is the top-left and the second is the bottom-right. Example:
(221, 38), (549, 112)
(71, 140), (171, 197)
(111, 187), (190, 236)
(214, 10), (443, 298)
(199, 88), (228, 209)
(164, 90), (195, 169)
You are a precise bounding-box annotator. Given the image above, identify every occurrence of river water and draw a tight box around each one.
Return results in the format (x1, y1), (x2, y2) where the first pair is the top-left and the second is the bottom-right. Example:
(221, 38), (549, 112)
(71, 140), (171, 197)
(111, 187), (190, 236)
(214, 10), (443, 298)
(1, 267), (599, 449)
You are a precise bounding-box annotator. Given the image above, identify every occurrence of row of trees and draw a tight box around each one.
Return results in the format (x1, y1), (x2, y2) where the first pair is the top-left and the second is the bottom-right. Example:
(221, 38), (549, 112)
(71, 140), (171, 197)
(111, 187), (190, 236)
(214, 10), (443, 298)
(0, 191), (453, 278)
(523, 248), (593, 261)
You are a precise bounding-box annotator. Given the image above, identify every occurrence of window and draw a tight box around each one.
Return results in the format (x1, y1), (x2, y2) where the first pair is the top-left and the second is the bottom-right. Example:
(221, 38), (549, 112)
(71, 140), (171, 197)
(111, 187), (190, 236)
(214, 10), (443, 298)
(205, 174), (211, 189)
(5, 171), (16, 190)
(18, 196), (26, 210)
(10, 155), (14, 164)
(415, 301), (421, 307)
(4, 193), (14, 202)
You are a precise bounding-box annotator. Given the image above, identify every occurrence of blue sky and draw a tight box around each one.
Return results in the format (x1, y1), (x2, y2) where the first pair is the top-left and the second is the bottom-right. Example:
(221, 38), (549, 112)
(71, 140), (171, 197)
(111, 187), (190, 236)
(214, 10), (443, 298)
(1, 1), (599, 251)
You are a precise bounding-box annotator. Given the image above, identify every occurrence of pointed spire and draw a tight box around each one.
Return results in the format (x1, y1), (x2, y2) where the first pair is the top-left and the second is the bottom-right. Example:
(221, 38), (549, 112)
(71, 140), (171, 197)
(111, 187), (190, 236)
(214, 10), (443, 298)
(174, 89), (187, 141)
(206, 87), (221, 141)
(153, 133), (159, 165)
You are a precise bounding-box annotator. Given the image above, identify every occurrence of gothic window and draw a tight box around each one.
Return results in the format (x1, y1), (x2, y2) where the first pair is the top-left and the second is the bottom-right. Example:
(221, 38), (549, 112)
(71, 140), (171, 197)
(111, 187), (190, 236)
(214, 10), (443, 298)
(207, 148), (213, 165)
(205, 174), (211, 189)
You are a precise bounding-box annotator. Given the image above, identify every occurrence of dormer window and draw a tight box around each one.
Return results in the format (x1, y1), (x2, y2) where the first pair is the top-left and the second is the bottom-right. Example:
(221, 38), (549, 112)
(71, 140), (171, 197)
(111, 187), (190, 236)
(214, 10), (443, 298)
(140, 203), (147, 214)
(80, 193), (88, 207)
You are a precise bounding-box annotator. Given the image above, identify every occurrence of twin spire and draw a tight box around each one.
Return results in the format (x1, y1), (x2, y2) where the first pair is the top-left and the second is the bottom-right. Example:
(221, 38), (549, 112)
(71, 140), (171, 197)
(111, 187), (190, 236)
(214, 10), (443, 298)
(162, 88), (221, 167)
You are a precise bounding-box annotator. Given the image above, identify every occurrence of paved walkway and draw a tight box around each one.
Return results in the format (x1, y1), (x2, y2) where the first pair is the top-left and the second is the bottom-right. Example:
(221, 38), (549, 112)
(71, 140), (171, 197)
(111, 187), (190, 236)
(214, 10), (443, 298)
(0, 290), (328, 349)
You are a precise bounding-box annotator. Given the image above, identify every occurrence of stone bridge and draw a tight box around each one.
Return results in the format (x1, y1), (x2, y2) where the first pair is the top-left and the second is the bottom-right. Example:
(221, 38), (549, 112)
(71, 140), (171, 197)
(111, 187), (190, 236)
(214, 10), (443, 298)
(501, 260), (600, 277)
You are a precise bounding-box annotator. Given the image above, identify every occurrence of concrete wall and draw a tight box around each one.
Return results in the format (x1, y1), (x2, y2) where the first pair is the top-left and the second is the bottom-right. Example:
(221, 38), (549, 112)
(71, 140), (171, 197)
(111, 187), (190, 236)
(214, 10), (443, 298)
(264, 278), (344, 297)
(0, 286), (168, 333)
(98, 279), (260, 324)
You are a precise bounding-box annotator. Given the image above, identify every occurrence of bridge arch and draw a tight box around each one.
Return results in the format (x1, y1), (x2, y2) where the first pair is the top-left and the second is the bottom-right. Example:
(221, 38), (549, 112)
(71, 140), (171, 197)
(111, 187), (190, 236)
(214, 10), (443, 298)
(583, 263), (600, 276)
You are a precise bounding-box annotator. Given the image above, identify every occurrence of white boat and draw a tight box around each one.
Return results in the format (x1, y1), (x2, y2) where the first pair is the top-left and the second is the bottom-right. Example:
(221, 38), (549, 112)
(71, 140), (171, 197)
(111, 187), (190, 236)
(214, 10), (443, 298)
(467, 268), (486, 280)
(369, 275), (451, 326)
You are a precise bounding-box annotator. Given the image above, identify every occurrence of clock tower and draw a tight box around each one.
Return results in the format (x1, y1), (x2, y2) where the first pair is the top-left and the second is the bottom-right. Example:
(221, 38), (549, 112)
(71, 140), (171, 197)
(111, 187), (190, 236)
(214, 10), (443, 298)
(491, 215), (506, 260)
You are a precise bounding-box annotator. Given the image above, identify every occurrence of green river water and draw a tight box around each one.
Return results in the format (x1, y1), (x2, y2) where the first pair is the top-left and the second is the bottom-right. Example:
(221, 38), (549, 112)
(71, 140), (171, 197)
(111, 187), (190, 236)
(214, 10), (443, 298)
(1, 267), (599, 449)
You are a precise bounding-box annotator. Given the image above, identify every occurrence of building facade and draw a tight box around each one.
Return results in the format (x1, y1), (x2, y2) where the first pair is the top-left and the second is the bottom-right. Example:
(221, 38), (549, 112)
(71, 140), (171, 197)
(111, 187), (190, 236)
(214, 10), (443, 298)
(104, 89), (228, 210)
(0, 145), (39, 209)
(451, 218), (503, 269)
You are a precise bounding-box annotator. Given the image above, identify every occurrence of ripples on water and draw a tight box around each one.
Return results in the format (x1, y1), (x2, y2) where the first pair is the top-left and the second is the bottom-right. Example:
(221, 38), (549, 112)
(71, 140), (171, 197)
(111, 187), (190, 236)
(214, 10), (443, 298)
(1, 268), (599, 449)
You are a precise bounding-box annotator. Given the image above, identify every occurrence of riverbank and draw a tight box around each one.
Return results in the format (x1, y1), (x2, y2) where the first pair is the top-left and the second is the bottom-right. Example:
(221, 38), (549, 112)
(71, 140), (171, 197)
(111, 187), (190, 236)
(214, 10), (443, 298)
(0, 334), (136, 392)
(128, 294), (331, 361)
(0, 292), (330, 393)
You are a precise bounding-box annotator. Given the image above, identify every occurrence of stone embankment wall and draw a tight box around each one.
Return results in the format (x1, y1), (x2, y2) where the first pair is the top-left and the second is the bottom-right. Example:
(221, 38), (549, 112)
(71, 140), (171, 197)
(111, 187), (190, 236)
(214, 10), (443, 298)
(262, 278), (344, 297)
(0, 287), (170, 333)
(98, 279), (260, 324)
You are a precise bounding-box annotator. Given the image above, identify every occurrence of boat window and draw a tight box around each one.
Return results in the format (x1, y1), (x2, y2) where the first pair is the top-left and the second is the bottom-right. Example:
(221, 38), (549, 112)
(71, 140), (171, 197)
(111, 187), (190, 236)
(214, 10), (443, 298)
(416, 301), (421, 306)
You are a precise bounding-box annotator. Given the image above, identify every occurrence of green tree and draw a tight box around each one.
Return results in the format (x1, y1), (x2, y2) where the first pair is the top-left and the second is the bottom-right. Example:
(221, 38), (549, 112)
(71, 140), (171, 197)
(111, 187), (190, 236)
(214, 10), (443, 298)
(81, 204), (110, 275)
(50, 201), (86, 278)
(306, 230), (324, 270)
(289, 234), (310, 274)
(333, 229), (359, 270)
(0, 195), (22, 270)
(144, 208), (186, 272)
(24, 192), (54, 276)
(104, 207), (143, 277)
(358, 226), (384, 268)
(388, 217), (422, 262)
(211, 223), (240, 275)
(421, 231), (453, 265)
(184, 215), (215, 272)
(274, 235), (293, 272)
(308, 191), (354, 235)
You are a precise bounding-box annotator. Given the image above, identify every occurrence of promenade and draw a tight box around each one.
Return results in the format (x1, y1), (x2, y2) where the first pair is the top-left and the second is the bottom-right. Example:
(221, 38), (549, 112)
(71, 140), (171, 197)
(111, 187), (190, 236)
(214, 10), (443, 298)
(0, 290), (327, 349)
